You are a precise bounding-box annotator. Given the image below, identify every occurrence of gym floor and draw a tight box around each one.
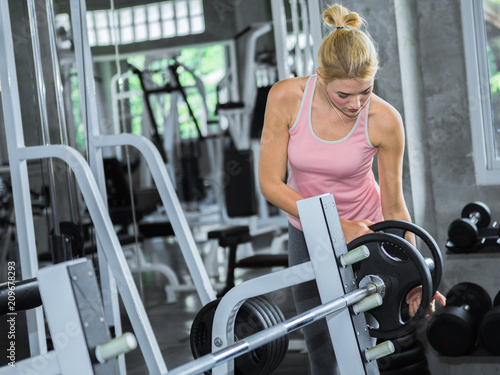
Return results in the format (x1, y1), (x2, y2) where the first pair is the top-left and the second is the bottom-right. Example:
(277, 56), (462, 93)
(122, 236), (311, 374)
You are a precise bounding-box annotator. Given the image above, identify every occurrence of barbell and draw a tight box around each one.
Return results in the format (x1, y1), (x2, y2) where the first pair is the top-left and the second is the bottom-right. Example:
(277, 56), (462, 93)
(185, 223), (442, 375)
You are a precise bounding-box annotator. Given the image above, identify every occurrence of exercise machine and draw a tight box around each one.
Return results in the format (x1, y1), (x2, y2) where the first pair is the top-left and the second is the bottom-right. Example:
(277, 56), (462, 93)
(0, 258), (137, 375)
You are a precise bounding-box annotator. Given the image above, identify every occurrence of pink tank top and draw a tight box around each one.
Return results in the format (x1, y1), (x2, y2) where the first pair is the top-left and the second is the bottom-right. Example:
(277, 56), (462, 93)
(287, 75), (383, 230)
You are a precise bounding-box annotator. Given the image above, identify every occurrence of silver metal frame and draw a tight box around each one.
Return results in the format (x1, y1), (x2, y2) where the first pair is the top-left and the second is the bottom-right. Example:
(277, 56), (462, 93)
(271, 0), (322, 81)
(271, 0), (291, 80)
(209, 194), (379, 375)
(0, 0), (47, 357)
(68, 0), (216, 307)
(0, 258), (129, 375)
(36, 258), (96, 374)
(298, 194), (377, 374)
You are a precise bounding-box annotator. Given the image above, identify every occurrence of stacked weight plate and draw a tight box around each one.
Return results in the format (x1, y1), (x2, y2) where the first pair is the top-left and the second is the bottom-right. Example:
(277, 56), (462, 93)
(377, 333), (430, 375)
(190, 295), (289, 375)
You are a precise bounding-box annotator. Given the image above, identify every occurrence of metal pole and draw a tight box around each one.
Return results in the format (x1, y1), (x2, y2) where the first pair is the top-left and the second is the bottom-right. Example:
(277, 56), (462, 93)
(26, 0), (61, 237)
(299, 0), (313, 75)
(270, 0), (291, 80)
(168, 285), (377, 375)
(290, 0), (303, 76)
(46, 0), (81, 226)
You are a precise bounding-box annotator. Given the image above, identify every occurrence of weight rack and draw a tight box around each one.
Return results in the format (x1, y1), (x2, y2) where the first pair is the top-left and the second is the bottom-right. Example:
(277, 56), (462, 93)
(193, 194), (383, 375)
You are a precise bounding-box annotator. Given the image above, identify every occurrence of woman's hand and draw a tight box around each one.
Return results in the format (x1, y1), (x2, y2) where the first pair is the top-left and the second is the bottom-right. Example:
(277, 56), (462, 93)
(406, 286), (447, 317)
(340, 218), (374, 244)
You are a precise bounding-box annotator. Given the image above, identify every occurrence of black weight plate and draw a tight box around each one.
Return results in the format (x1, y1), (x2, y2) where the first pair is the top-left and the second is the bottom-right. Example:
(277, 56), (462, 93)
(233, 299), (275, 375)
(260, 297), (289, 373)
(445, 282), (492, 321)
(369, 220), (443, 295)
(377, 340), (425, 370)
(263, 299), (289, 373)
(250, 297), (279, 374)
(426, 305), (477, 356)
(447, 218), (478, 249)
(350, 233), (432, 340)
(479, 305), (500, 355)
(377, 332), (417, 353)
(391, 333), (417, 352)
(190, 297), (283, 375)
(254, 296), (289, 374)
(380, 358), (428, 375)
(190, 298), (219, 375)
(462, 201), (491, 228)
(241, 297), (276, 375)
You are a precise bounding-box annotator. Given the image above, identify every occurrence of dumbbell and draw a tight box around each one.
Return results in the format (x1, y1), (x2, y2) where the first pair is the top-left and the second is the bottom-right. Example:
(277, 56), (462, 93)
(479, 289), (500, 355)
(426, 282), (492, 356)
(447, 201), (494, 249)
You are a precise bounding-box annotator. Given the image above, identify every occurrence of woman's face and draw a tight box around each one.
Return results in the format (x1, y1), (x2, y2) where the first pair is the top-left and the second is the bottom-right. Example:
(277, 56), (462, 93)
(322, 76), (374, 117)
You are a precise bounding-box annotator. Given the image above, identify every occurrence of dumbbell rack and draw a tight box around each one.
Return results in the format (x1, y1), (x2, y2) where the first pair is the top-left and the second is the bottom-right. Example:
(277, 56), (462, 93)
(434, 201), (500, 359)
(446, 202), (500, 254)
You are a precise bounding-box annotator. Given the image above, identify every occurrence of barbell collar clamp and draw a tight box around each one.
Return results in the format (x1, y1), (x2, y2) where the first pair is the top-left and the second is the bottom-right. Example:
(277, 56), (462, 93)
(365, 340), (395, 362)
(358, 275), (386, 298)
(340, 245), (370, 267)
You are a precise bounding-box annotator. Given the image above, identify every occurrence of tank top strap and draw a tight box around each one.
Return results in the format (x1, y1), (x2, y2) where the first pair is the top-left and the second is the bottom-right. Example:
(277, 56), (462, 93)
(290, 75), (317, 131)
(353, 97), (374, 148)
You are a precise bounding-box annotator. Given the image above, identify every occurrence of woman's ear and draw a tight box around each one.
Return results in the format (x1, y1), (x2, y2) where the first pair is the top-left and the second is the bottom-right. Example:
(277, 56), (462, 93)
(316, 69), (324, 84)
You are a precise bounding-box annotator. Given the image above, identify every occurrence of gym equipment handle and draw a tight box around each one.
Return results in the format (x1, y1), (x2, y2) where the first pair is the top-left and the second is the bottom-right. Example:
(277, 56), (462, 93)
(168, 283), (385, 375)
(0, 278), (41, 316)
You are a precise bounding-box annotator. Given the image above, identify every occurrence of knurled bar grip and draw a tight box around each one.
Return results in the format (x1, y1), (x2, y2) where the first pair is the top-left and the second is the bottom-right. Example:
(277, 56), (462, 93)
(168, 284), (378, 375)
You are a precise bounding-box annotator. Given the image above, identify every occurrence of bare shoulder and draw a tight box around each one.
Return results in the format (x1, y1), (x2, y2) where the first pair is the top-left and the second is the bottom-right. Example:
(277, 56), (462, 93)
(266, 76), (309, 127)
(269, 76), (308, 98)
(368, 94), (404, 148)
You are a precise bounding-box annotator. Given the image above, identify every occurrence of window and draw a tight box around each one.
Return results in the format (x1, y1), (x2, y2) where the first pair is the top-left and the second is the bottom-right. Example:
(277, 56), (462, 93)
(56, 0), (205, 47)
(461, 0), (500, 185)
(70, 43), (230, 152)
(119, 44), (229, 139)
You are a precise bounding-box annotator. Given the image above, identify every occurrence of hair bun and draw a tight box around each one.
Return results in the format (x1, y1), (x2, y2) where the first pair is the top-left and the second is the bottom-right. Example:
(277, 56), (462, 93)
(323, 4), (363, 29)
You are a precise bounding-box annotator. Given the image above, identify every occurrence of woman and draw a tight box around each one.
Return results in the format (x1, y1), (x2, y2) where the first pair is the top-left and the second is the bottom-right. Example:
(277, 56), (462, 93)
(258, 4), (445, 374)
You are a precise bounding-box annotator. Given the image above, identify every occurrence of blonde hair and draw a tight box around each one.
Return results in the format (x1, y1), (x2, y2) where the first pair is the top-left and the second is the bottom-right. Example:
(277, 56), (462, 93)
(317, 4), (379, 82)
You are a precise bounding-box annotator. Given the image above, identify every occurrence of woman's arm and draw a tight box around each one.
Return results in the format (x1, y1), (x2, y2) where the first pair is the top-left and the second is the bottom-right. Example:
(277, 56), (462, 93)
(371, 100), (412, 223)
(259, 79), (304, 218)
(370, 97), (446, 314)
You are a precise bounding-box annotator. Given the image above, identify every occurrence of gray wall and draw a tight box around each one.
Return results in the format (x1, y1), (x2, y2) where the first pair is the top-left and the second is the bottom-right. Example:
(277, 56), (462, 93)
(351, 0), (500, 374)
